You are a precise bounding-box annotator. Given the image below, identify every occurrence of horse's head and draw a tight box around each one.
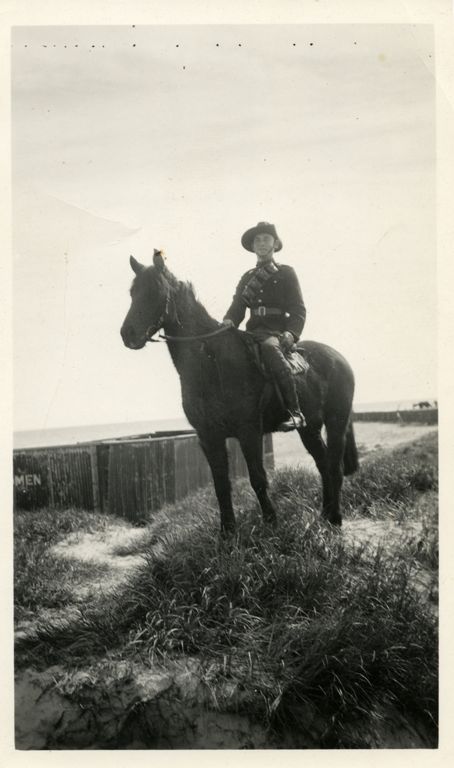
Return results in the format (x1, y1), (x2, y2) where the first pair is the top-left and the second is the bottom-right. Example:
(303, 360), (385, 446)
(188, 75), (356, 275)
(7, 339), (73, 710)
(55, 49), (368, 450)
(121, 249), (174, 349)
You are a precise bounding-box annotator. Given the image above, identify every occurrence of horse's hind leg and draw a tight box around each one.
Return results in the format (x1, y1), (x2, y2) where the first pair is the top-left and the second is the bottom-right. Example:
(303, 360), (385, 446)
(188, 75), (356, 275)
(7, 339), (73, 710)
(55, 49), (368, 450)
(237, 428), (277, 528)
(297, 423), (333, 519)
(199, 435), (236, 535)
(324, 415), (349, 526)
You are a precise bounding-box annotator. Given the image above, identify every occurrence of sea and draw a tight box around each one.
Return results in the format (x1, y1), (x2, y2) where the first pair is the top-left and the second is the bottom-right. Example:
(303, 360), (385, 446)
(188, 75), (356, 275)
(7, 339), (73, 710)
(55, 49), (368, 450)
(13, 398), (434, 450)
(13, 417), (193, 450)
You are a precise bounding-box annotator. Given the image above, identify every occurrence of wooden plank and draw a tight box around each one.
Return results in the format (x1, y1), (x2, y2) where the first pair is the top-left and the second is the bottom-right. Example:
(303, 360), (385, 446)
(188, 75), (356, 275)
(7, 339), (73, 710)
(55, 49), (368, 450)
(173, 439), (181, 500)
(175, 440), (182, 499)
(148, 442), (158, 513)
(107, 444), (121, 518)
(164, 440), (176, 505)
(13, 451), (50, 510)
(47, 453), (55, 508)
(96, 444), (109, 512)
(174, 438), (188, 500)
(50, 447), (94, 510)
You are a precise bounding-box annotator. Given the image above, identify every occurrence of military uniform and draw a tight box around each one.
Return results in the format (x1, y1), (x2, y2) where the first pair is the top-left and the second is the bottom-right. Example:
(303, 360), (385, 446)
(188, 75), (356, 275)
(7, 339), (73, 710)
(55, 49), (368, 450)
(223, 262), (306, 341)
(223, 222), (306, 430)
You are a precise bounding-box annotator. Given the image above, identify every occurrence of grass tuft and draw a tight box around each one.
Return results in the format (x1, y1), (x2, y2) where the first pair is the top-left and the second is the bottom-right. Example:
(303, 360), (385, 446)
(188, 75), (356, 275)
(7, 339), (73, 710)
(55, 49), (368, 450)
(14, 434), (438, 746)
(14, 509), (114, 617)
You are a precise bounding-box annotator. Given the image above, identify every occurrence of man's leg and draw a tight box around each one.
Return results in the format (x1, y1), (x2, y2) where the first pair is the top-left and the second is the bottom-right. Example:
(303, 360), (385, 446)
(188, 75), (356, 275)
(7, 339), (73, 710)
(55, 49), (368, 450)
(259, 335), (305, 431)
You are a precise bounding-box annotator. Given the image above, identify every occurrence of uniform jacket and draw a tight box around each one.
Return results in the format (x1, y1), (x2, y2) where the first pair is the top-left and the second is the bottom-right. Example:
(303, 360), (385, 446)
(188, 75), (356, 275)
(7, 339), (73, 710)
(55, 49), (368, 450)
(224, 262), (306, 341)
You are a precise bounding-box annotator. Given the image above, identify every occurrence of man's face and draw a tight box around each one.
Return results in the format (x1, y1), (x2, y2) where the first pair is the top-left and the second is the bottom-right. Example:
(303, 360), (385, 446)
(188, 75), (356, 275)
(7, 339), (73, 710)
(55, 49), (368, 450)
(253, 233), (275, 261)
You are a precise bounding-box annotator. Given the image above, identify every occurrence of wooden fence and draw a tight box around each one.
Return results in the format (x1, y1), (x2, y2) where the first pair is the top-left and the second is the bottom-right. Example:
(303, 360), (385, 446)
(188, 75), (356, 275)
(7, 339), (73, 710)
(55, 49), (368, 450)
(352, 409), (438, 425)
(13, 432), (274, 521)
(13, 445), (98, 512)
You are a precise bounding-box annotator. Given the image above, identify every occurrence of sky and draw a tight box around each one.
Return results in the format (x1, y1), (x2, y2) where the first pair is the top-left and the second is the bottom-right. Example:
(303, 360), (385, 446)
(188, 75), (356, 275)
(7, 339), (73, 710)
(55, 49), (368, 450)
(12, 23), (437, 431)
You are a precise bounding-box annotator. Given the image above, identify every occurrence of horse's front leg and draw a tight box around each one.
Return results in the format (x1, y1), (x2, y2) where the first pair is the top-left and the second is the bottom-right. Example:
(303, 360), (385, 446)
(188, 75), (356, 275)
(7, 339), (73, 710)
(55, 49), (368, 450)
(199, 435), (236, 535)
(237, 427), (277, 528)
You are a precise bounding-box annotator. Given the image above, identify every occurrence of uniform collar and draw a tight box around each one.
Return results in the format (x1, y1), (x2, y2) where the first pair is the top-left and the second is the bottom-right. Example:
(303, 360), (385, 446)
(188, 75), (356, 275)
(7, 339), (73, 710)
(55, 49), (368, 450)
(255, 258), (277, 269)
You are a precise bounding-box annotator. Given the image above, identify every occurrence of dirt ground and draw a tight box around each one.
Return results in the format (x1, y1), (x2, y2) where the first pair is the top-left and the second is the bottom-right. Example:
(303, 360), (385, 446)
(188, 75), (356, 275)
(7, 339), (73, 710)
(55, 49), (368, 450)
(273, 421), (437, 470)
(31, 422), (437, 614)
(15, 424), (438, 749)
(49, 527), (148, 599)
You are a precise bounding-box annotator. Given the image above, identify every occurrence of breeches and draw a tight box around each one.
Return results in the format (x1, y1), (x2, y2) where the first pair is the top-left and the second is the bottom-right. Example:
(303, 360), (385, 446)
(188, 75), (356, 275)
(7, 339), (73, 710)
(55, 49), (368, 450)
(251, 331), (292, 380)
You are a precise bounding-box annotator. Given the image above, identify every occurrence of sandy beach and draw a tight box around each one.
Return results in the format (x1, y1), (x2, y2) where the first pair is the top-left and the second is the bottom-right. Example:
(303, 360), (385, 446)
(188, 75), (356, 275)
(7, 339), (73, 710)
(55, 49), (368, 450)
(272, 421), (437, 470)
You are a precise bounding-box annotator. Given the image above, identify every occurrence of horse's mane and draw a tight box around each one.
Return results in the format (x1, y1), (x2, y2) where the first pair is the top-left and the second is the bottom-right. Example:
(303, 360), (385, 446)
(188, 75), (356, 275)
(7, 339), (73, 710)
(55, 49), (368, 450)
(132, 263), (218, 332)
(175, 280), (217, 327)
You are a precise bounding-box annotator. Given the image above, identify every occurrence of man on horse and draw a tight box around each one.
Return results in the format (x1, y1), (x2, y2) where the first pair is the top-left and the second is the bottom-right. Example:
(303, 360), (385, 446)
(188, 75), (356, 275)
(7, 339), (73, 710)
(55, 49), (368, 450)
(222, 221), (306, 431)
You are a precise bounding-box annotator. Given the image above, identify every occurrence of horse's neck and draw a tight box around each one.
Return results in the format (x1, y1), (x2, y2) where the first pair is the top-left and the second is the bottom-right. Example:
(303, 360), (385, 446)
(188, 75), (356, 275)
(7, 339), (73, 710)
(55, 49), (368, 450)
(163, 284), (218, 368)
(165, 283), (217, 336)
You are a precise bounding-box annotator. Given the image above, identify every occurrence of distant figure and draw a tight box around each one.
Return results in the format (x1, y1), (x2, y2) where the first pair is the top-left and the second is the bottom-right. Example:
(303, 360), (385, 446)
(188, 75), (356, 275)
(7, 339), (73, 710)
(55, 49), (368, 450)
(412, 401), (432, 409)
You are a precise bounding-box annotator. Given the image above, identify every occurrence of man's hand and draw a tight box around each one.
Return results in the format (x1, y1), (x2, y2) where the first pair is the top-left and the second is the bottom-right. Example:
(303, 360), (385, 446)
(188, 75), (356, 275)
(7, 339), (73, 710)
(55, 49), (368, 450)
(281, 331), (295, 352)
(222, 318), (235, 328)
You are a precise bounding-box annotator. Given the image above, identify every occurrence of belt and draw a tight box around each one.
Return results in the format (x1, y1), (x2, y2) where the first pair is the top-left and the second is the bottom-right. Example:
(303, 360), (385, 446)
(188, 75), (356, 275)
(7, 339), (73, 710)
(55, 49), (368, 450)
(250, 306), (284, 317)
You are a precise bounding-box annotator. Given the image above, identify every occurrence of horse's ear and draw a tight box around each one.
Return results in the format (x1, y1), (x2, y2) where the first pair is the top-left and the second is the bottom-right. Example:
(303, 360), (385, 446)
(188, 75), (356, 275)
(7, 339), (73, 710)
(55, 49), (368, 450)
(130, 255), (145, 275)
(153, 249), (166, 272)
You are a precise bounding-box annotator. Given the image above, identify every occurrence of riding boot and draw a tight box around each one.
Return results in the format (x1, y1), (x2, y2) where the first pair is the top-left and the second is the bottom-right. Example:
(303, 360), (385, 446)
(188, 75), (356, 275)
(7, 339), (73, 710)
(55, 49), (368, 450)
(275, 369), (306, 431)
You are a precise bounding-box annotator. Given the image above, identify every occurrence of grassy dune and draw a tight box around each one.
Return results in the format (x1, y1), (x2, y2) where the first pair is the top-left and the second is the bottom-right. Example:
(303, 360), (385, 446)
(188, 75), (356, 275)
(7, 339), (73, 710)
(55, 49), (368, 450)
(14, 433), (438, 748)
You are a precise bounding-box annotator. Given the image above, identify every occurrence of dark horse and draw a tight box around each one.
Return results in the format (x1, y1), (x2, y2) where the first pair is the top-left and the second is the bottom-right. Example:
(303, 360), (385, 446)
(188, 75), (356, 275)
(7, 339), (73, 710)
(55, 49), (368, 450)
(121, 250), (358, 534)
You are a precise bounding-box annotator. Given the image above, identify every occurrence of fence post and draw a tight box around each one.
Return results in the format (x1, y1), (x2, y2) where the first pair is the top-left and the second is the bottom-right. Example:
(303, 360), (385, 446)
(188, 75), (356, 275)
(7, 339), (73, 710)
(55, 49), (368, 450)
(89, 445), (101, 512)
(47, 454), (55, 508)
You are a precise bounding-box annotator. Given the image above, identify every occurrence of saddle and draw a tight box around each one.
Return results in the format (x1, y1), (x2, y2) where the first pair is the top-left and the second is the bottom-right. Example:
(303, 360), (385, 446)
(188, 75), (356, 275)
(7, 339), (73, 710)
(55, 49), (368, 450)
(240, 332), (310, 380)
(285, 347), (310, 376)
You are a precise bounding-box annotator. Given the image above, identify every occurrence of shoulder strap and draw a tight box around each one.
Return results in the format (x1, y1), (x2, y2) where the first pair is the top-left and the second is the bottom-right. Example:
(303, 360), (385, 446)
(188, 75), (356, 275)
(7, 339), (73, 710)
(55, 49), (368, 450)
(241, 262), (279, 305)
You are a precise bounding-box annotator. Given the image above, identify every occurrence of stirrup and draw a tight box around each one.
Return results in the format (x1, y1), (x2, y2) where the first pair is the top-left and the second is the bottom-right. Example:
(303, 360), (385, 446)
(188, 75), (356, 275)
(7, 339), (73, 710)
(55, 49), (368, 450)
(278, 411), (306, 432)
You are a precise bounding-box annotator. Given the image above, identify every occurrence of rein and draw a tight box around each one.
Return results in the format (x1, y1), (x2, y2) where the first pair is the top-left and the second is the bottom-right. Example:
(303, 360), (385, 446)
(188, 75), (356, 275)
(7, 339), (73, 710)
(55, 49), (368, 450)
(158, 325), (232, 343)
(144, 288), (232, 343)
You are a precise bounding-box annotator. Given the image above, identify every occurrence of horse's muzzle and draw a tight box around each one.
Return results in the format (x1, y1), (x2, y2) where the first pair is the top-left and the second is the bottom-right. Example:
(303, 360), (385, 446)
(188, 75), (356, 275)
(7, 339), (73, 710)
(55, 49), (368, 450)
(120, 322), (146, 350)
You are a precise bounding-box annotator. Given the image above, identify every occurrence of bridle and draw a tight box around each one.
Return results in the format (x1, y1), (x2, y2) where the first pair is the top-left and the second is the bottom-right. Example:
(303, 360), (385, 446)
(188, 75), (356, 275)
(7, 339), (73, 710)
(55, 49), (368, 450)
(144, 287), (232, 344)
(145, 291), (171, 342)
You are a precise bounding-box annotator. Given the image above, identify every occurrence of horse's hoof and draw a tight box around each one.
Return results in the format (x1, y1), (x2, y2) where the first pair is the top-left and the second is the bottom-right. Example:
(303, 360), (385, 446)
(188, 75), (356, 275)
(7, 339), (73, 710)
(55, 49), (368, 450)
(322, 513), (342, 528)
(220, 525), (236, 540)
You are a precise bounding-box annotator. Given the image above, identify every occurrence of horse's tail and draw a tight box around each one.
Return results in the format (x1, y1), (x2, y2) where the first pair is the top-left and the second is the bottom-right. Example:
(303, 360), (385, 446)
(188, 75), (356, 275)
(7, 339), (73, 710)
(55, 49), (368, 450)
(343, 418), (359, 476)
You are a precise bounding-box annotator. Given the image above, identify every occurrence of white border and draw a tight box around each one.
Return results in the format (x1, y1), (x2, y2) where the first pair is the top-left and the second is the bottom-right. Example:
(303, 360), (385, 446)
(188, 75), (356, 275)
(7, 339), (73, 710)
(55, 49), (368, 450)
(1, 1), (453, 766)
